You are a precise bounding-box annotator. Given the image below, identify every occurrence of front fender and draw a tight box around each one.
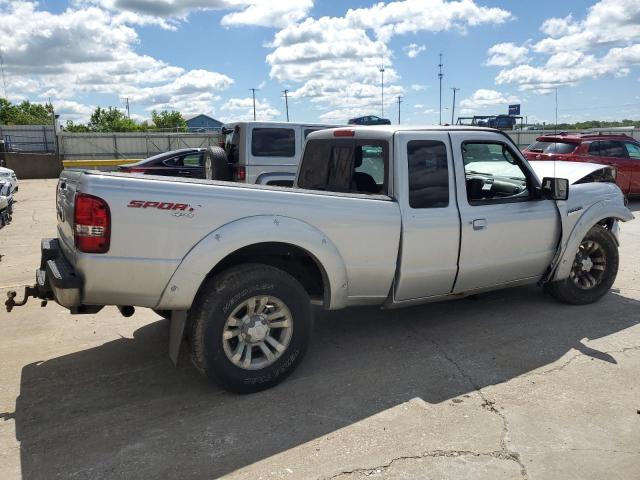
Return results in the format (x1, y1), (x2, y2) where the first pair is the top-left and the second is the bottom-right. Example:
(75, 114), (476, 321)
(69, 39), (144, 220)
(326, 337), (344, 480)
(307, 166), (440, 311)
(550, 199), (634, 282)
(155, 215), (349, 310)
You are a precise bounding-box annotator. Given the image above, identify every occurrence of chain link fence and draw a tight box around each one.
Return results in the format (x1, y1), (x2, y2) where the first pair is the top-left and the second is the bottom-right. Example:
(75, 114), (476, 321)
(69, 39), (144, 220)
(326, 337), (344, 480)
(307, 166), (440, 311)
(0, 125), (56, 153)
(58, 132), (221, 160)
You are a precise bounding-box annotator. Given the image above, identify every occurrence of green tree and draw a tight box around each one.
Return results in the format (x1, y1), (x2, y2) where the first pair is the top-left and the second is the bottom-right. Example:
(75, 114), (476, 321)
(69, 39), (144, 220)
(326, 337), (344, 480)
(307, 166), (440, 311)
(63, 120), (91, 132)
(151, 110), (187, 131)
(0, 98), (53, 125)
(87, 106), (141, 132)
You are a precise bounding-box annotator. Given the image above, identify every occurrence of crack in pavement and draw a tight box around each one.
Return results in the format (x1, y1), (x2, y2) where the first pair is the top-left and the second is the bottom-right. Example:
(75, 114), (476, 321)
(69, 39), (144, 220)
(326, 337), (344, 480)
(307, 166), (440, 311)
(427, 337), (529, 480)
(325, 449), (523, 479)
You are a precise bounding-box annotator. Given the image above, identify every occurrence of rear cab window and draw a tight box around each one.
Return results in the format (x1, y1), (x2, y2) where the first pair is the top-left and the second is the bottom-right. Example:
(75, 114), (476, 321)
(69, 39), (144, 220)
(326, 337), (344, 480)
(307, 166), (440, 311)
(251, 128), (295, 157)
(297, 139), (388, 195)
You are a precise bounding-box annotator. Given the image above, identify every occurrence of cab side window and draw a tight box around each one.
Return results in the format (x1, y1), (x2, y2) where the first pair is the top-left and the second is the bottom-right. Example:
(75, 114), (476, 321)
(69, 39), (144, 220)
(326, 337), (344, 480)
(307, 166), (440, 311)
(298, 139), (388, 195)
(462, 142), (529, 204)
(407, 140), (449, 208)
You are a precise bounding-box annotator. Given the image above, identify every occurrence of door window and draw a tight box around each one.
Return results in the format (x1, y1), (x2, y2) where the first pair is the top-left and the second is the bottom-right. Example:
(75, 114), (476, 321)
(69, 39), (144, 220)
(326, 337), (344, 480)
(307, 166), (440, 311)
(599, 141), (628, 158)
(251, 128), (295, 157)
(462, 142), (529, 204)
(163, 156), (181, 167)
(587, 141), (600, 156)
(624, 142), (640, 159)
(182, 153), (202, 166)
(407, 140), (449, 208)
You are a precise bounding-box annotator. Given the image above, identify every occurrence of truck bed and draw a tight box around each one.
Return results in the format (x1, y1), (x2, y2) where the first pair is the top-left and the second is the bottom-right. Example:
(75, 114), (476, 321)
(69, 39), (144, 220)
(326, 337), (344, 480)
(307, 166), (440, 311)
(57, 170), (401, 309)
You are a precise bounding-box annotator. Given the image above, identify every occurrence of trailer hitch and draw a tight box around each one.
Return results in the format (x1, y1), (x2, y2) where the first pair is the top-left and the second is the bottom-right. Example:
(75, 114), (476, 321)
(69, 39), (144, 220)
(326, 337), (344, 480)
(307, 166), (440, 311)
(5, 286), (46, 312)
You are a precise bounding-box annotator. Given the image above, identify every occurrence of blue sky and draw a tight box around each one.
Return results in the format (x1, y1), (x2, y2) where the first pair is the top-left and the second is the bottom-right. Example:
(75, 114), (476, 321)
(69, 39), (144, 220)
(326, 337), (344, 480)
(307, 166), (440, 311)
(1, 0), (639, 125)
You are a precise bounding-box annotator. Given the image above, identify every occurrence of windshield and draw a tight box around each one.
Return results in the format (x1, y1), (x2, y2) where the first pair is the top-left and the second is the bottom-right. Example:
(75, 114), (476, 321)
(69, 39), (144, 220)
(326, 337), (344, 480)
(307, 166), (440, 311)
(527, 141), (577, 154)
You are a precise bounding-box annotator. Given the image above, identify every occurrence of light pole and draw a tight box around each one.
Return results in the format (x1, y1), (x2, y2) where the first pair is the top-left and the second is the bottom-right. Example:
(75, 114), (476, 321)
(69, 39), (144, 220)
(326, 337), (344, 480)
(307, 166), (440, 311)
(450, 87), (460, 125)
(396, 95), (403, 124)
(282, 89), (290, 122)
(249, 88), (258, 121)
(438, 53), (444, 125)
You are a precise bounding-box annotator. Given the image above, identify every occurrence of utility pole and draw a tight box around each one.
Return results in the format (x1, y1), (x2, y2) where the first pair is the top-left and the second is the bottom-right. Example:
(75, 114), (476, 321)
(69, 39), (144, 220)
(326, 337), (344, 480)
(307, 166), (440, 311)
(396, 96), (403, 124)
(450, 87), (460, 125)
(282, 89), (290, 122)
(554, 87), (558, 133)
(379, 66), (385, 118)
(121, 97), (130, 118)
(249, 88), (258, 121)
(0, 51), (7, 99)
(438, 53), (444, 125)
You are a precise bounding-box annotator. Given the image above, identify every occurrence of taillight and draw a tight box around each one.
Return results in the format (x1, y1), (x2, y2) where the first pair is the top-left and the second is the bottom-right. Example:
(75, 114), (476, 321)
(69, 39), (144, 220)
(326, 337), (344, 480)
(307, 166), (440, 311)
(235, 166), (246, 181)
(74, 193), (110, 253)
(121, 167), (146, 173)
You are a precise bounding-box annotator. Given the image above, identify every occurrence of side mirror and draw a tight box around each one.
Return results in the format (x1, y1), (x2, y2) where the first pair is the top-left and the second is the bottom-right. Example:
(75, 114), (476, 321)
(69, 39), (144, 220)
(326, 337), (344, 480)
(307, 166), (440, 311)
(541, 177), (569, 201)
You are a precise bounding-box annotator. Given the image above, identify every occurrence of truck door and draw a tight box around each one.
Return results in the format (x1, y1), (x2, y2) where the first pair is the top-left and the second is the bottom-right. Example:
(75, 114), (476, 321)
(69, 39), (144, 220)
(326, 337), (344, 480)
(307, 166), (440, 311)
(394, 132), (461, 301)
(449, 131), (559, 293)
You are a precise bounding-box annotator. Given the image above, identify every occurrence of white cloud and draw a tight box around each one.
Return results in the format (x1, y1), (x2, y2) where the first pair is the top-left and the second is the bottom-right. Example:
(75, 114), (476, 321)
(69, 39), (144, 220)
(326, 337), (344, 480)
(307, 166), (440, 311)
(267, 0), (511, 116)
(220, 97), (280, 121)
(486, 42), (529, 66)
(82, 0), (314, 28)
(411, 84), (427, 91)
(52, 100), (95, 122)
(403, 43), (426, 58)
(459, 89), (519, 110)
(492, 0), (640, 93)
(0, 1), (234, 121)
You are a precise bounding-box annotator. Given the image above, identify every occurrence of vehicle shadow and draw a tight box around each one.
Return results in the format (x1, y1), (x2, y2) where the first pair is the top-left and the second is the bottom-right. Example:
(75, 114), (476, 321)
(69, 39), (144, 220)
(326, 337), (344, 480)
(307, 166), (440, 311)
(11, 285), (640, 479)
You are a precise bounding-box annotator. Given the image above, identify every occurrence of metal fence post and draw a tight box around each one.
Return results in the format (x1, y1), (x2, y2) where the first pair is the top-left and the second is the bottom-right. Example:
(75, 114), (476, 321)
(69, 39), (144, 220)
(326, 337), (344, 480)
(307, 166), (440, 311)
(113, 134), (118, 159)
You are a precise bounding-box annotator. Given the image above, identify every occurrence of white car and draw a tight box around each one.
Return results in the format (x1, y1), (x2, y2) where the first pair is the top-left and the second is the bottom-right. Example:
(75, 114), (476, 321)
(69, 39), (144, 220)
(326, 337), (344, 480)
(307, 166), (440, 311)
(0, 167), (18, 192)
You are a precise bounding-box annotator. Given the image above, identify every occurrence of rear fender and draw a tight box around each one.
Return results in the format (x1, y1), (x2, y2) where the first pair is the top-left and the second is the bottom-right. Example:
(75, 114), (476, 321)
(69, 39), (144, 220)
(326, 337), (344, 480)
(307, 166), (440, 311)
(155, 215), (348, 310)
(550, 199), (634, 282)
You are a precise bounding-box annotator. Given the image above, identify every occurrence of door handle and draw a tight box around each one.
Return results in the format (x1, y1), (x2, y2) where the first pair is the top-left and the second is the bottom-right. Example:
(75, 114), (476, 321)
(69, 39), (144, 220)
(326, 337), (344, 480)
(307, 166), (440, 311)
(472, 218), (487, 230)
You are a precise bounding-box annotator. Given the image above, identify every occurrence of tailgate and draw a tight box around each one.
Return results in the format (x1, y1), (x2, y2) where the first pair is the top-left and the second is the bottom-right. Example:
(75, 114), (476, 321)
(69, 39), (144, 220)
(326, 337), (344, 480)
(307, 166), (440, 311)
(56, 170), (83, 258)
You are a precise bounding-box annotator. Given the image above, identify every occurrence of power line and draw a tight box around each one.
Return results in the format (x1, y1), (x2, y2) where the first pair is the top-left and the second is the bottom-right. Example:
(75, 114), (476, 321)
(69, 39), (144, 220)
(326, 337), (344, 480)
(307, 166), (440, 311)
(450, 87), (460, 125)
(249, 88), (259, 121)
(438, 53), (444, 125)
(396, 95), (403, 124)
(282, 89), (290, 122)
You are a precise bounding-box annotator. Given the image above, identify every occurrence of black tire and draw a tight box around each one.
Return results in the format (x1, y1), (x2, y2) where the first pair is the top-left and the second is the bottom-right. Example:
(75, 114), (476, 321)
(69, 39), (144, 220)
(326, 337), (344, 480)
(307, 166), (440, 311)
(189, 264), (313, 393)
(546, 224), (619, 305)
(204, 146), (230, 181)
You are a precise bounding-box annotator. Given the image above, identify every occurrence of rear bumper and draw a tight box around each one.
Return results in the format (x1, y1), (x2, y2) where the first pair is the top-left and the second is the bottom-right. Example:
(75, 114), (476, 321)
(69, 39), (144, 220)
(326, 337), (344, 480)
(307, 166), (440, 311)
(37, 238), (82, 308)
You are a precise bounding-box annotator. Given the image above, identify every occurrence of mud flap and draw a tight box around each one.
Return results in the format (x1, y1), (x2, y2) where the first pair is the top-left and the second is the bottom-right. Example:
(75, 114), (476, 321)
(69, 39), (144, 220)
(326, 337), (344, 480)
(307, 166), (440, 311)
(168, 310), (188, 365)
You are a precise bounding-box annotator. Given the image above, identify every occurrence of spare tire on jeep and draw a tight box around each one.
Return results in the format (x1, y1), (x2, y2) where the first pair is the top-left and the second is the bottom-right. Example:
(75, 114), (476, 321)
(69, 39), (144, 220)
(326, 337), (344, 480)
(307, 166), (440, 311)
(204, 146), (231, 181)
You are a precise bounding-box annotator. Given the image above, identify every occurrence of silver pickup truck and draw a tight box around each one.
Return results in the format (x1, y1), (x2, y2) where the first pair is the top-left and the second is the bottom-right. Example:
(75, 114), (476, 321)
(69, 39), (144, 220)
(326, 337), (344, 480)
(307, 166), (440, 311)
(7, 126), (634, 393)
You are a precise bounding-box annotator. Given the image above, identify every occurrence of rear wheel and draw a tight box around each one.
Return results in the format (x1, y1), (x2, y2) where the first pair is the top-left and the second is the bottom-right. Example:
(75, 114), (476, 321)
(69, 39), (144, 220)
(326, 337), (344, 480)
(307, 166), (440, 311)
(546, 225), (618, 305)
(189, 264), (313, 393)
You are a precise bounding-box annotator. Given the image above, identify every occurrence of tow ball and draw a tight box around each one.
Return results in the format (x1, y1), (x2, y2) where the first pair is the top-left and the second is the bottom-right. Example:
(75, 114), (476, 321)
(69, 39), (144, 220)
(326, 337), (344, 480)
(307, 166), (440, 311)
(5, 286), (46, 312)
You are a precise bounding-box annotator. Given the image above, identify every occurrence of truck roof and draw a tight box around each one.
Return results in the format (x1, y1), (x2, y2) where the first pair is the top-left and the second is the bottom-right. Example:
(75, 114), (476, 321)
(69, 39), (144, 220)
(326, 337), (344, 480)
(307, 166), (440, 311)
(307, 124), (506, 140)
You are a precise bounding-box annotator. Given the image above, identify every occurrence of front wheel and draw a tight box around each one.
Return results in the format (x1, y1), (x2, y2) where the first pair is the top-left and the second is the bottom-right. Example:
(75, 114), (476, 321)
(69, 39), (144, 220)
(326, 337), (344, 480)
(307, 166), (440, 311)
(189, 264), (313, 393)
(546, 224), (619, 305)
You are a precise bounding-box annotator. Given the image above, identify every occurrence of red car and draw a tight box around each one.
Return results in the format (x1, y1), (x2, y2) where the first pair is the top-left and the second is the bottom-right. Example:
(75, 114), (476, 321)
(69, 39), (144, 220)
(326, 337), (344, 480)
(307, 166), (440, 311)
(523, 133), (640, 198)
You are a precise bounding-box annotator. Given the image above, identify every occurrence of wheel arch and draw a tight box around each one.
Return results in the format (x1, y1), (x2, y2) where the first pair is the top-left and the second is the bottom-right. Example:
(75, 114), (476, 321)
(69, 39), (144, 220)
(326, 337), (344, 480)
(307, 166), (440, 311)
(551, 200), (634, 282)
(155, 216), (349, 311)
